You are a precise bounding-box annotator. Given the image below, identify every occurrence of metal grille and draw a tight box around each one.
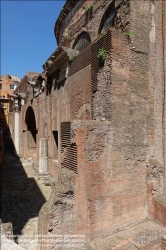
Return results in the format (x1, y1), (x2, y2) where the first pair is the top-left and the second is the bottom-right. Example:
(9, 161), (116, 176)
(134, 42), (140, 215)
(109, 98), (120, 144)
(69, 45), (91, 76)
(91, 30), (112, 118)
(61, 122), (77, 174)
(61, 122), (71, 147)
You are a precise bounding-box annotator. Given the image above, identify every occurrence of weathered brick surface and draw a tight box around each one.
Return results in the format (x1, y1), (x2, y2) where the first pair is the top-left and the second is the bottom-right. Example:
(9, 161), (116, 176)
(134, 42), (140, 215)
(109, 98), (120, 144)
(56, 0), (130, 47)
(162, 236), (166, 250)
(72, 120), (146, 237)
(148, 195), (166, 228)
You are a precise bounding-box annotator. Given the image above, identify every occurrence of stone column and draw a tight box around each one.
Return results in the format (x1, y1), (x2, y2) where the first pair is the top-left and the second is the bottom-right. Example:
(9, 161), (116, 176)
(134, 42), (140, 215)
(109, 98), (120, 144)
(14, 111), (19, 155)
(38, 138), (48, 176)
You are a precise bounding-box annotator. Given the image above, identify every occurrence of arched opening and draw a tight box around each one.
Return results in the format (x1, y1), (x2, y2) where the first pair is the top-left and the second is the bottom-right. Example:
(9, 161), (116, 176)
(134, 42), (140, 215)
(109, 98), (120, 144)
(98, 1), (116, 34)
(73, 32), (91, 51)
(25, 106), (37, 150)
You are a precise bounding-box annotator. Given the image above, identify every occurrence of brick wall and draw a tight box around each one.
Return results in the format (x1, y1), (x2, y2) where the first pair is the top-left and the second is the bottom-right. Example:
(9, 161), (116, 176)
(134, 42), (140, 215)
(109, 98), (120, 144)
(162, 236), (166, 250)
(72, 120), (146, 237)
(9, 0), (166, 247)
(14, 72), (39, 104)
(148, 195), (166, 228)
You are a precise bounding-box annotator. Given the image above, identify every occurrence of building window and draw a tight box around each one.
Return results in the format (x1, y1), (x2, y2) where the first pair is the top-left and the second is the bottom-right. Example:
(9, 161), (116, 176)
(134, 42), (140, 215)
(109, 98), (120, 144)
(99, 1), (116, 33)
(74, 32), (91, 51)
(0, 84), (2, 89)
(10, 85), (14, 89)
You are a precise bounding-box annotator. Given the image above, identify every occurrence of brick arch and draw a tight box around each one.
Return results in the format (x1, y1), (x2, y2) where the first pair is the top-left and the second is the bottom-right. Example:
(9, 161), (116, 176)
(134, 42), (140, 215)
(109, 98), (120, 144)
(98, 0), (116, 34)
(72, 31), (91, 51)
(25, 106), (37, 149)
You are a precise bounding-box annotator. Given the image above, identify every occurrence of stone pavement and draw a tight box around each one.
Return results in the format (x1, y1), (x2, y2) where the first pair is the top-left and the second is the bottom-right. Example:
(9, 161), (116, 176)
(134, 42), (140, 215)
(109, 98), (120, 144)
(1, 153), (52, 250)
(1, 235), (26, 250)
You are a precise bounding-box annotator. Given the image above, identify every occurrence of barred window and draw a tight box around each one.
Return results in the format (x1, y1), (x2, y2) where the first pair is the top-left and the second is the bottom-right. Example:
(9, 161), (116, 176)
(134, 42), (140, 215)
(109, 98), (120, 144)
(74, 32), (91, 51)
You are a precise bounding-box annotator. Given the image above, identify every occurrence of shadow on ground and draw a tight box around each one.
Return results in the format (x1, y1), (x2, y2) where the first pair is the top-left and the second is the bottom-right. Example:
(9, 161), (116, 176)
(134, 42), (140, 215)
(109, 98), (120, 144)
(1, 146), (46, 236)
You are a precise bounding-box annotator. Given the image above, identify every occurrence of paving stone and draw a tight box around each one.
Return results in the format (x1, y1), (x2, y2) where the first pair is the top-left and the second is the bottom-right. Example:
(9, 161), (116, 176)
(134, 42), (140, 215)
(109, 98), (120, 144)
(1, 235), (26, 250)
(1, 152), (52, 250)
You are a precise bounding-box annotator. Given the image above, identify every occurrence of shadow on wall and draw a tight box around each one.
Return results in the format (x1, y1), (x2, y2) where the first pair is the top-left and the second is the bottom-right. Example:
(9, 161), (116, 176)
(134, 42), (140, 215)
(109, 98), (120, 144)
(1, 128), (46, 237)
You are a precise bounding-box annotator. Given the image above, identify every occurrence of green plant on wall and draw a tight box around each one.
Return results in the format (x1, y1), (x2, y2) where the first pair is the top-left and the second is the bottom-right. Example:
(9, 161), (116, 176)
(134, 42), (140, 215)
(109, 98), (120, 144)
(68, 56), (75, 63)
(67, 30), (73, 42)
(124, 30), (131, 44)
(124, 30), (131, 37)
(67, 35), (72, 42)
(100, 31), (106, 37)
(97, 48), (109, 63)
(85, 4), (93, 14)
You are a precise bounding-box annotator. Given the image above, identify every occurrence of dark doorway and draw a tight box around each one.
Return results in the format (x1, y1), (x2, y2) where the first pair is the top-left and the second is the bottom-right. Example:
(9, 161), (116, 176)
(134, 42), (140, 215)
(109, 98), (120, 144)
(25, 106), (37, 150)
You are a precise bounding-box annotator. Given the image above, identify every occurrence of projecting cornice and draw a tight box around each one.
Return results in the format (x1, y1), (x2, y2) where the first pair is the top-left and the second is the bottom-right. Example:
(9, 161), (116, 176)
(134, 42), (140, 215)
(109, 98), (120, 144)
(42, 46), (79, 74)
(54, 0), (79, 45)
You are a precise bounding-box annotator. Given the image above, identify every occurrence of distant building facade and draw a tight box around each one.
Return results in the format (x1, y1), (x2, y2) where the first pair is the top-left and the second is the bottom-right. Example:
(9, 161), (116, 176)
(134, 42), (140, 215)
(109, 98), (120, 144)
(0, 74), (21, 137)
(0, 74), (21, 95)
(9, 72), (46, 155)
(0, 91), (13, 136)
(9, 0), (166, 249)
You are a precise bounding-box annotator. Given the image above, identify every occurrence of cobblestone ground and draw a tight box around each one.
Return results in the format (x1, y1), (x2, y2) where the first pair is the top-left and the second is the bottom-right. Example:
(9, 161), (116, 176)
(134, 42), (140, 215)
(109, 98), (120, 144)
(1, 152), (52, 250)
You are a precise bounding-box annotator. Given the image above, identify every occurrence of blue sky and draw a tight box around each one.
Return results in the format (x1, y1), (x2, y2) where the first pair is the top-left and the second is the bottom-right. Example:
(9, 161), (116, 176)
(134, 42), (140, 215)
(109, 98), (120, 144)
(1, 1), (66, 79)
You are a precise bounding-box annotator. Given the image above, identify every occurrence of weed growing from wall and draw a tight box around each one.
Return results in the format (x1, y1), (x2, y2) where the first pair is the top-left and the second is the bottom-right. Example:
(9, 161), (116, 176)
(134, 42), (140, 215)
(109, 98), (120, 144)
(97, 48), (109, 63)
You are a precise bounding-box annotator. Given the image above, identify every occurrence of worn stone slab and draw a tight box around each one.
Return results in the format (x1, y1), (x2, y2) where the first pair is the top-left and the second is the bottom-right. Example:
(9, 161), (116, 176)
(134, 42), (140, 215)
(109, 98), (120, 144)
(1, 235), (26, 250)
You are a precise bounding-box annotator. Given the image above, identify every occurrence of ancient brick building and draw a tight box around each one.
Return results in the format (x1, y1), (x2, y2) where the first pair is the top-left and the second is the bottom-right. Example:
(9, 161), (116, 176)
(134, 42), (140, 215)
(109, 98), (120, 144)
(0, 74), (21, 138)
(10, 0), (166, 249)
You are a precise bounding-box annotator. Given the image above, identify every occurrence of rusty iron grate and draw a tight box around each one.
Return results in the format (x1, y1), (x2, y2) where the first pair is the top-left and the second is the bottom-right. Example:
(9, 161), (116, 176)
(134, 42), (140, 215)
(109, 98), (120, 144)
(69, 45), (91, 76)
(91, 30), (112, 118)
(61, 122), (77, 174)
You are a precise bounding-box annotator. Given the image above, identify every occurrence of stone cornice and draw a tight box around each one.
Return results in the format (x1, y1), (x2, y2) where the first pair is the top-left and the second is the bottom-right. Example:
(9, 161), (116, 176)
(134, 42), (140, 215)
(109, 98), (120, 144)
(43, 46), (79, 75)
(54, 0), (79, 45)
